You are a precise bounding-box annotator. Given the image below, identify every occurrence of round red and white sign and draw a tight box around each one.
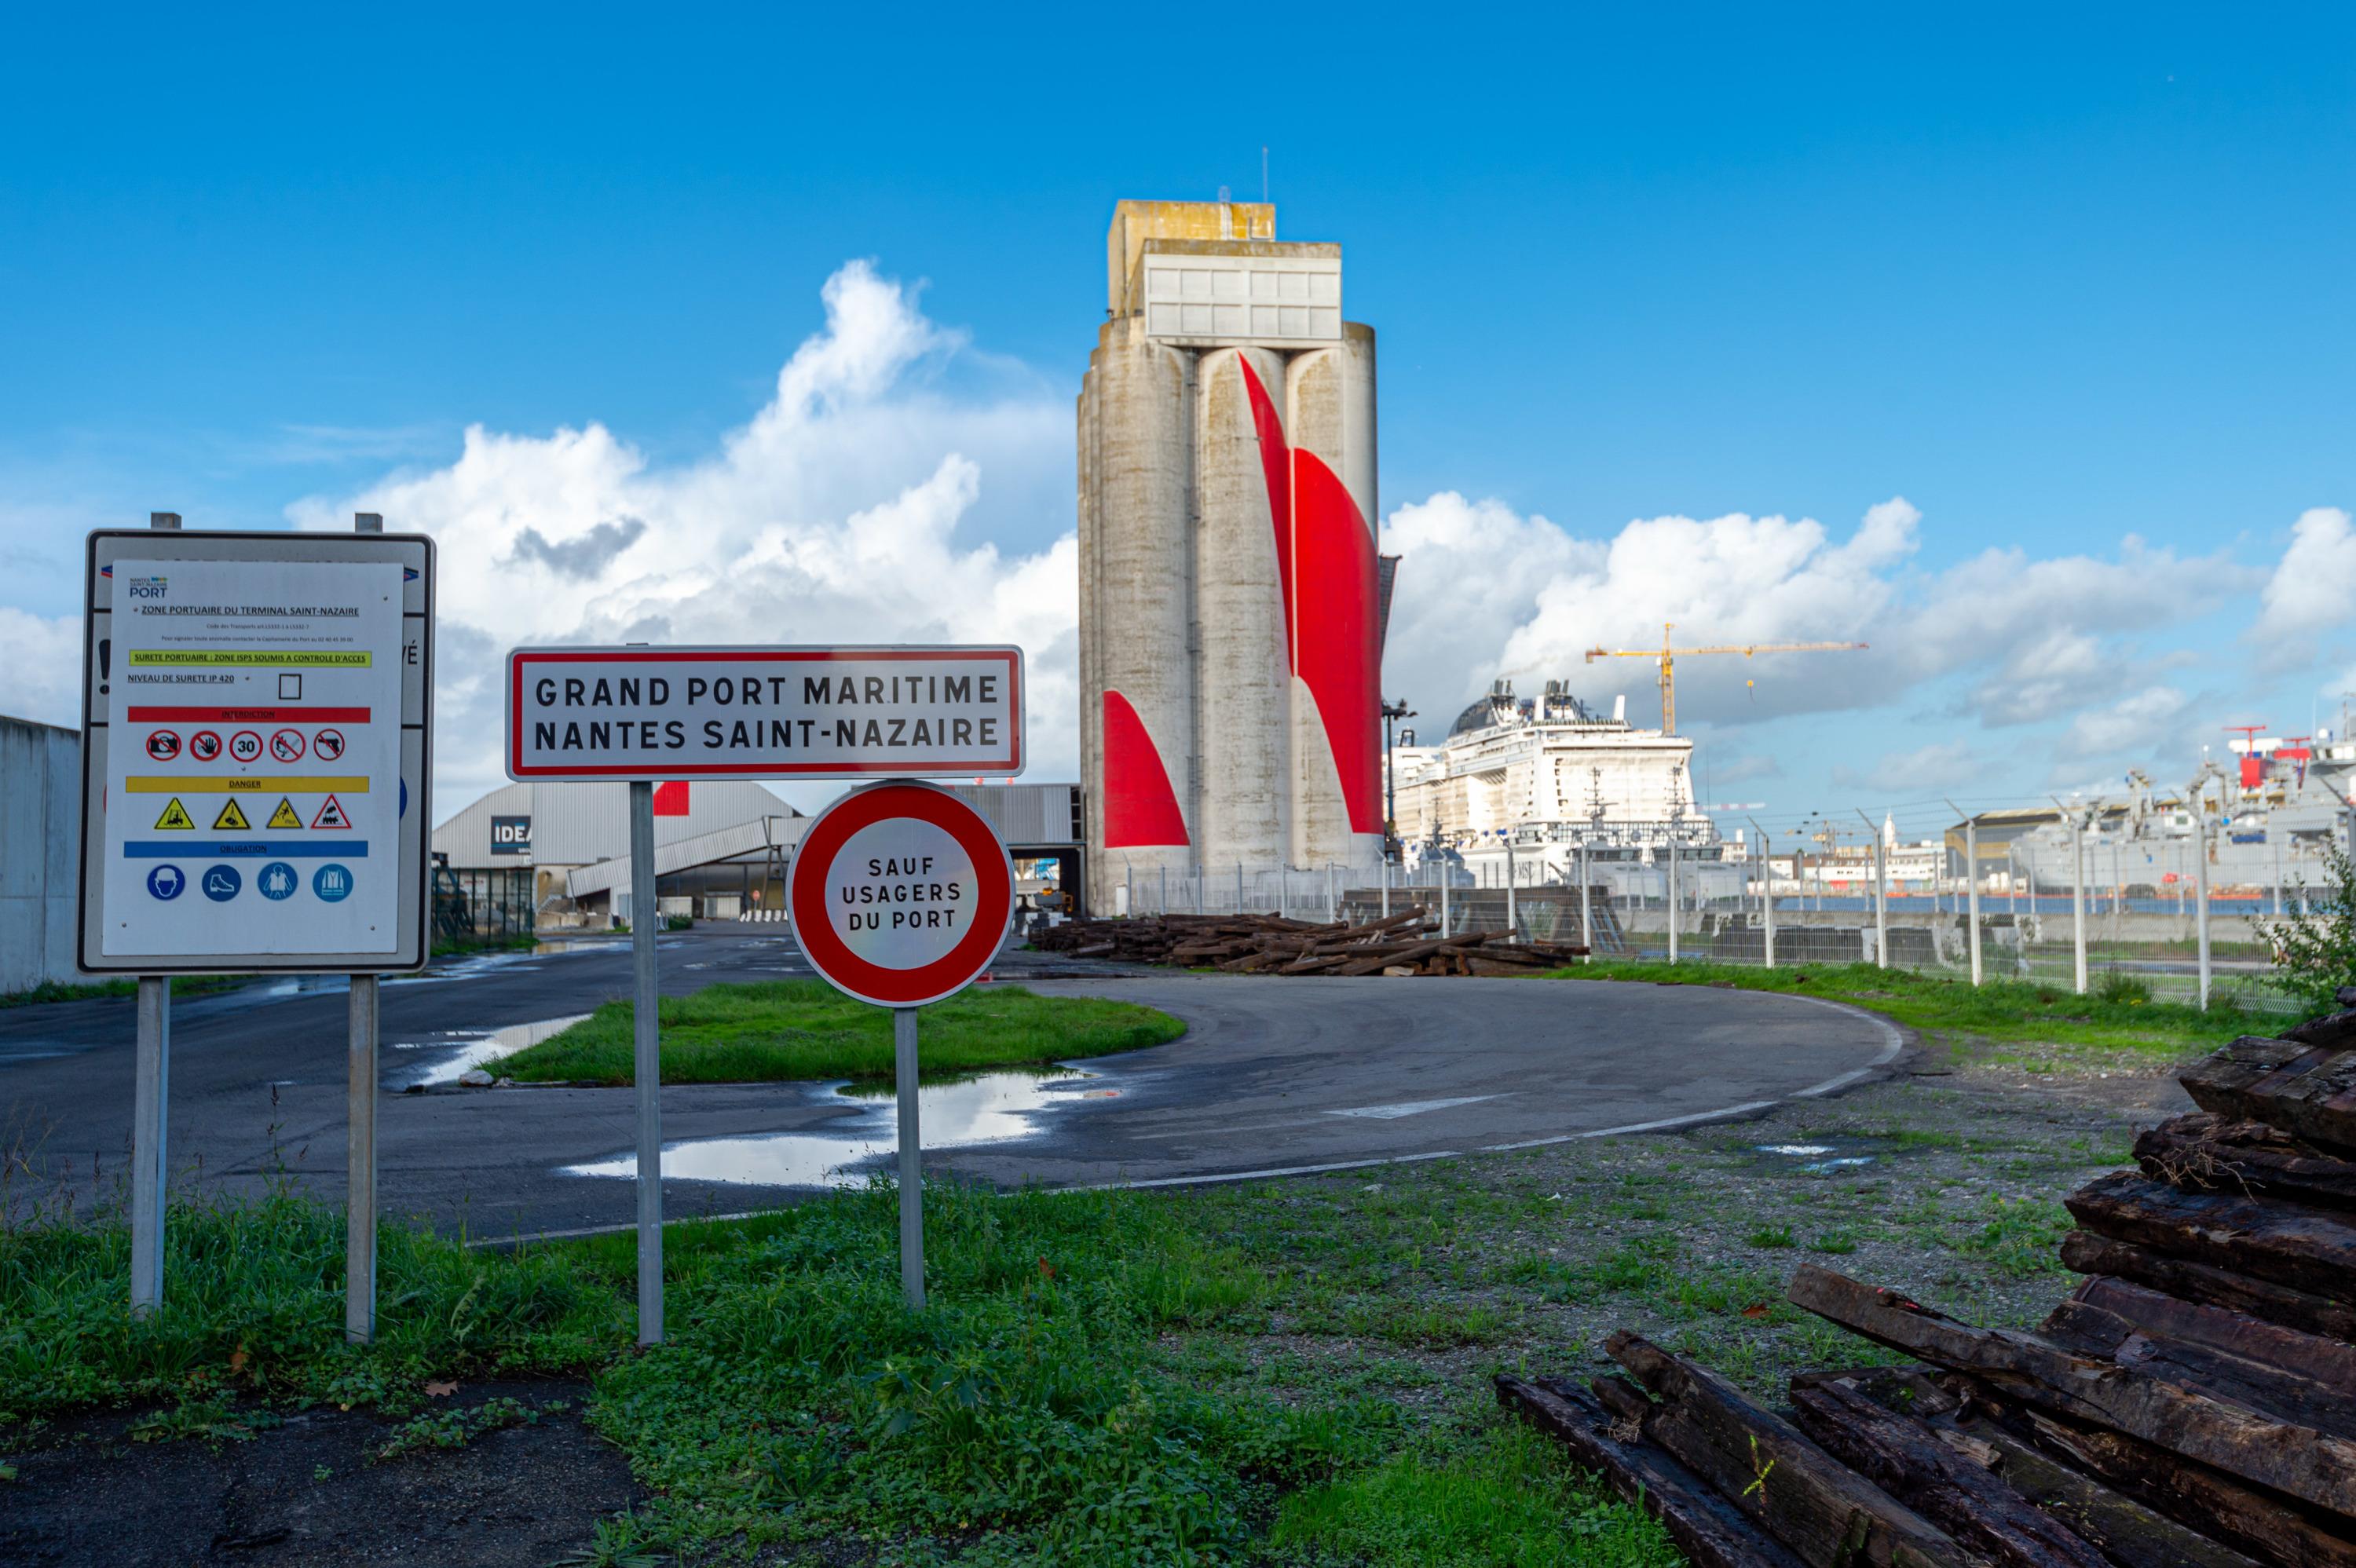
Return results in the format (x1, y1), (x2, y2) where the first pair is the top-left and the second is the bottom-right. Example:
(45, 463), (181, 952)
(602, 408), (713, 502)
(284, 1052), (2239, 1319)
(788, 780), (1014, 1008)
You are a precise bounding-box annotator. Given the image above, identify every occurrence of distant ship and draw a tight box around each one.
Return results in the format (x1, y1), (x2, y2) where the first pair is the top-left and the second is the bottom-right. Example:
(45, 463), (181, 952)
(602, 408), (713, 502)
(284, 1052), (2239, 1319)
(1385, 678), (1743, 896)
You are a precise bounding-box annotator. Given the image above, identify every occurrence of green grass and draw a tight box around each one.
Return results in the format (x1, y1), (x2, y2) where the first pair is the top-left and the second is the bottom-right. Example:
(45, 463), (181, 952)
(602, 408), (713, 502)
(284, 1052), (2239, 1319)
(0, 1183), (1674, 1565)
(429, 932), (541, 958)
(491, 980), (1187, 1086)
(1546, 958), (2252, 1053)
(0, 975), (246, 1009)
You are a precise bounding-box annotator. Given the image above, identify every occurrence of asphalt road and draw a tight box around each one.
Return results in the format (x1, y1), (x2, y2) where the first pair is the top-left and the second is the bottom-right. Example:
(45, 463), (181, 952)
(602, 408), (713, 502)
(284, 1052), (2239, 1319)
(0, 928), (1904, 1240)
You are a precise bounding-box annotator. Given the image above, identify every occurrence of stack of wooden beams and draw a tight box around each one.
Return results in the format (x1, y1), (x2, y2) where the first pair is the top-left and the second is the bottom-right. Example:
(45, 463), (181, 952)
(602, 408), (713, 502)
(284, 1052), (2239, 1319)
(1498, 988), (2356, 1566)
(1030, 909), (1589, 975)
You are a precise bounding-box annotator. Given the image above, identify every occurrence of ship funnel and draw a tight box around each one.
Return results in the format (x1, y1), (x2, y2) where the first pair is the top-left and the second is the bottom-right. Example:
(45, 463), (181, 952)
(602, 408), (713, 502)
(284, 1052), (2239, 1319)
(1613, 694), (1626, 722)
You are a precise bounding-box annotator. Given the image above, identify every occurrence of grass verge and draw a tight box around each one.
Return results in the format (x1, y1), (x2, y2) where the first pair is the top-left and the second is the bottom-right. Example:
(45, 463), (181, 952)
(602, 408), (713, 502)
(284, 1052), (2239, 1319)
(1544, 957), (2252, 1054)
(492, 979), (1187, 1086)
(0, 975), (245, 1010)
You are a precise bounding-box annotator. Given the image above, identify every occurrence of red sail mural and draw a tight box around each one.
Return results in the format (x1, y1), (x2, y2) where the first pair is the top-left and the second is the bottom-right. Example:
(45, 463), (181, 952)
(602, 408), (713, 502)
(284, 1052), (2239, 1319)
(1099, 689), (1190, 847)
(1236, 359), (1381, 836)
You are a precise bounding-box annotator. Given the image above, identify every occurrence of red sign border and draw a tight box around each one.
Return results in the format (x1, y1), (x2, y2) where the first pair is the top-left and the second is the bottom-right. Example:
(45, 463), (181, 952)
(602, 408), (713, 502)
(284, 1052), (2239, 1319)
(787, 780), (1014, 1009)
(504, 646), (1023, 780)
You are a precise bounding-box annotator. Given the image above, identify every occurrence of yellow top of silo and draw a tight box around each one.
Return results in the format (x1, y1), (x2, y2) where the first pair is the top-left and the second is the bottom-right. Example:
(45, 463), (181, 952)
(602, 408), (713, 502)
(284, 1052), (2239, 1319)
(1107, 199), (1277, 314)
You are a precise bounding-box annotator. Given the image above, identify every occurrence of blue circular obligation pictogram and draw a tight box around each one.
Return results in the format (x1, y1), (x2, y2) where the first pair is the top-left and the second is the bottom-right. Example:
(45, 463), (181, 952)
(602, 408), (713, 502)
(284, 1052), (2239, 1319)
(145, 864), (185, 901)
(200, 864), (242, 902)
(256, 861), (299, 901)
(312, 863), (353, 903)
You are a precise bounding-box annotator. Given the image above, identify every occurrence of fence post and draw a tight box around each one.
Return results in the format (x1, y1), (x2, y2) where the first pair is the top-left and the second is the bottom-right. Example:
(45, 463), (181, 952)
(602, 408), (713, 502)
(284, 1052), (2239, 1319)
(1946, 799), (1982, 987)
(2195, 802), (2213, 1011)
(1665, 835), (1678, 964)
(1747, 817), (1774, 970)
(1505, 839), (1517, 942)
(2051, 797), (2088, 995)
(1440, 856), (1451, 935)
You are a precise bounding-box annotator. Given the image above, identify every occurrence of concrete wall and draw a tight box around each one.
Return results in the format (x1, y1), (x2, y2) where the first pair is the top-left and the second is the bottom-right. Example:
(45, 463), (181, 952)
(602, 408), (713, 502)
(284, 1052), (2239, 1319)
(0, 715), (82, 993)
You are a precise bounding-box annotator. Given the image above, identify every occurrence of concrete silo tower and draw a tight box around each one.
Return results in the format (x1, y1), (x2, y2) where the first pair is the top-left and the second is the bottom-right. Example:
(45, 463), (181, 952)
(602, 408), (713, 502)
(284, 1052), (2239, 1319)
(1078, 200), (1380, 910)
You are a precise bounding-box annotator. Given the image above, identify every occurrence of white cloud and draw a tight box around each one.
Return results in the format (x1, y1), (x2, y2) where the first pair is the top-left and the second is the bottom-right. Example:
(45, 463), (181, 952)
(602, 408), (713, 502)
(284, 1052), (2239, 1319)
(2259, 506), (2356, 642)
(2055, 685), (2196, 763)
(1381, 494), (2255, 747)
(288, 260), (1073, 810)
(1832, 740), (1981, 794)
(0, 606), (81, 726)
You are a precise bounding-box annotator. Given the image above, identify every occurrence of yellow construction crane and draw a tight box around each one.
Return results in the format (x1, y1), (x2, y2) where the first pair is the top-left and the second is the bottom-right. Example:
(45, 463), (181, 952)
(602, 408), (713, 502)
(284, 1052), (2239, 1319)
(1583, 621), (1868, 734)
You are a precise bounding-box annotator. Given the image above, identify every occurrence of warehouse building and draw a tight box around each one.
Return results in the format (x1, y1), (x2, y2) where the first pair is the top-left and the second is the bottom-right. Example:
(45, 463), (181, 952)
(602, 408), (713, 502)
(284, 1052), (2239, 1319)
(432, 780), (1088, 931)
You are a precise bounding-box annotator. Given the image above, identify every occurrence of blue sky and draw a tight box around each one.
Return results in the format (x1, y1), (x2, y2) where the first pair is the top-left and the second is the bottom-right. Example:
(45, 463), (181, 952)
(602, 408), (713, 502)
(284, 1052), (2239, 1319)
(4, 6), (2351, 830)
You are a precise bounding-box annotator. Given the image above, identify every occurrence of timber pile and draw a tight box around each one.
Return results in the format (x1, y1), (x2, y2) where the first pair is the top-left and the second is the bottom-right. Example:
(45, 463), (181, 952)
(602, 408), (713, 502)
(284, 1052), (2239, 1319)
(1029, 908), (1589, 975)
(1498, 985), (2356, 1566)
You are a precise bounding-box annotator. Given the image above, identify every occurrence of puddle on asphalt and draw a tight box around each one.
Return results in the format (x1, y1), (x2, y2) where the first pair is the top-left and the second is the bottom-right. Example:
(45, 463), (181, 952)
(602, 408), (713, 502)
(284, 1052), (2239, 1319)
(562, 1069), (1112, 1189)
(390, 1014), (591, 1087)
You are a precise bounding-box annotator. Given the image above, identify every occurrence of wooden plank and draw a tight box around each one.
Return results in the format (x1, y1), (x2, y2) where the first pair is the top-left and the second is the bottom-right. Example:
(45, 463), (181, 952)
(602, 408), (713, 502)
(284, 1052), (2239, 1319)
(2065, 1274), (2356, 1398)
(2007, 1402), (2356, 1568)
(2136, 1113), (2356, 1209)
(2181, 1036), (2356, 1151)
(1494, 1375), (1810, 1568)
(2039, 1287), (2356, 1442)
(1786, 1263), (2356, 1518)
(1802, 1368), (2263, 1568)
(2284, 1007), (2356, 1050)
(2065, 1168), (2356, 1300)
(1604, 1332), (1969, 1566)
(1787, 1373), (2114, 1566)
(2058, 1230), (2356, 1343)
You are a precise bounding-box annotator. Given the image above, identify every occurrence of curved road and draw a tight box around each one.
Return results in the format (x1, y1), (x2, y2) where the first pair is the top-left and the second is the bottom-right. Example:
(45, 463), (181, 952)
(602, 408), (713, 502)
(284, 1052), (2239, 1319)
(0, 930), (1903, 1240)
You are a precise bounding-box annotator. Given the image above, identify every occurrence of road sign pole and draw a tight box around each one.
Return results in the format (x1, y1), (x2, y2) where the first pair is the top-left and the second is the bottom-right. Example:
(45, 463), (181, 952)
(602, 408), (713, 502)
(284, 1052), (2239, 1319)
(895, 1006), (924, 1309)
(130, 974), (170, 1314)
(631, 779), (664, 1345)
(344, 510), (384, 1343)
(345, 974), (379, 1341)
(129, 508), (180, 1316)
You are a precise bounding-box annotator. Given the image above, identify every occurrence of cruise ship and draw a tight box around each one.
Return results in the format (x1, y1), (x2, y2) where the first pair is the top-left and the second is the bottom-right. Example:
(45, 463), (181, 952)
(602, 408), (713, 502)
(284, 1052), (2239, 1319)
(1386, 678), (1743, 896)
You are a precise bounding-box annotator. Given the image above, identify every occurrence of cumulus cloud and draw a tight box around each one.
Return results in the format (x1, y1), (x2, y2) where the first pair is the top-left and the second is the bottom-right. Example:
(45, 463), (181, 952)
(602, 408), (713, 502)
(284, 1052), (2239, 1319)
(0, 605), (81, 726)
(1832, 740), (1982, 794)
(1380, 493), (2255, 757)
(289, 260), (1071, 810)
(2056, 685), (2197, 763)
(2258, 506), (2356, 647)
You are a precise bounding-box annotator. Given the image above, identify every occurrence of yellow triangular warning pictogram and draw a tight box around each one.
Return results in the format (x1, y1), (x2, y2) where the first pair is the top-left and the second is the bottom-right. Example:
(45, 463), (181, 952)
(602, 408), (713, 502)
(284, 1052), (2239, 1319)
(212, 798), (251, 831)
(267, 798), (303, 830)
(153, 797), (195, 831)
(309, 793), (351, 831)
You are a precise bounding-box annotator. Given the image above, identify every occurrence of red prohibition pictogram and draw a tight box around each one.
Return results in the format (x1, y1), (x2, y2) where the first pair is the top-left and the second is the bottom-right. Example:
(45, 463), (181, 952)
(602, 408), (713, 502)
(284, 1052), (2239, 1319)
(786, 780), (1015, 1009)
(188, 729), (222, 762)
(269, 729), (305, 763)
(313, 727), (346, 762)
(229, 730), (264, 764)
(145, 729), (181, 762)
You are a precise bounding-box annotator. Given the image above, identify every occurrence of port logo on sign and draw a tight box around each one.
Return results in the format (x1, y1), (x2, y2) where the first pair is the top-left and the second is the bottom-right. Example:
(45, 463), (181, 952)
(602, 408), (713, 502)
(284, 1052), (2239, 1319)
(786, 780), (1014, 1008)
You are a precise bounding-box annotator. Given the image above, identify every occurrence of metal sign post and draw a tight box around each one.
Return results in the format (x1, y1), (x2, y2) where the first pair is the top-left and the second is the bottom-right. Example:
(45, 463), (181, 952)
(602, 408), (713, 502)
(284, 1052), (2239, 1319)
(82, 519), (433, 1321)
(630, 779), (664, 1343)
(894, 1007), (924, 1307)
(785, 780), (1015, 1308)
(503, 649), (1024, 1318)
(129, 510), (177, 1315)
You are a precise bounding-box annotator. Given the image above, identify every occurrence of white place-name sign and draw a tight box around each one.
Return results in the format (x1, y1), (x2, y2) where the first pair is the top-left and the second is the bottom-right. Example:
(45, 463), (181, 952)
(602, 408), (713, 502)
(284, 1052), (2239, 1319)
(505, 645), (1023, 780)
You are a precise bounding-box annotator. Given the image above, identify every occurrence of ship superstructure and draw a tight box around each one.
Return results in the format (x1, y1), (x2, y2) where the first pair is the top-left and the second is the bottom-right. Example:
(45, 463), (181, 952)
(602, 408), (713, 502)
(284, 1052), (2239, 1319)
(1387, 678), (1743, 895)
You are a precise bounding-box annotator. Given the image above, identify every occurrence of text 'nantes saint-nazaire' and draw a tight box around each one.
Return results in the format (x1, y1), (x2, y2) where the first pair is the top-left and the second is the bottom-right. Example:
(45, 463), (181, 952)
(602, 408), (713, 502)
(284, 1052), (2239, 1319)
(529, 672), (1005, 755)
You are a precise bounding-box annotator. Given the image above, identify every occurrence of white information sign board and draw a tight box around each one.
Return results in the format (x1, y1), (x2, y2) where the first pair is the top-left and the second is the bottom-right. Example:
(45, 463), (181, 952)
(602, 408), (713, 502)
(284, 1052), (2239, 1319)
(505, 645), (1023, 780)
(79, 531), (434, 972)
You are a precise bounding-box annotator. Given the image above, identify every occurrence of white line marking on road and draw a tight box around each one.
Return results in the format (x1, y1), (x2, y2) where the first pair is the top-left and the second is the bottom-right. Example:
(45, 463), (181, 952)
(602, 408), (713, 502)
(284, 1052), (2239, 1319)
(1480, 1101), (1780, 1151)
(1061, 1149), (1469, 1191)
(1326, 1095), (1503, 1120)
(1779, 996), (1906, 1097)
